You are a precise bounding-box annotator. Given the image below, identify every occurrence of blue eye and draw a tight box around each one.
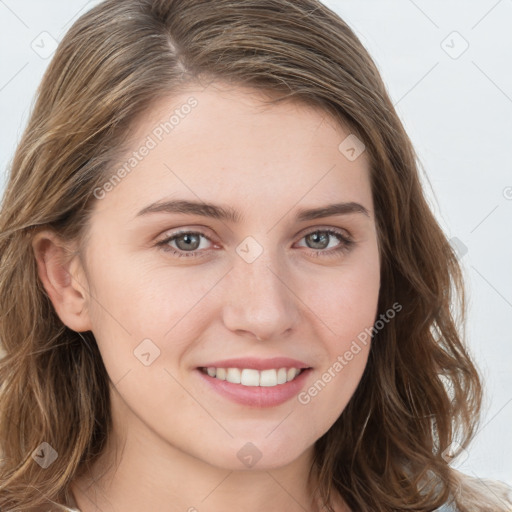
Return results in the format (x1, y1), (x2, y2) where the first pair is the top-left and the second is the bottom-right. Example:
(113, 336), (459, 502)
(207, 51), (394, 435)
(156, 231), (211, 258)
(296, 229), (354, 258)
(156, 228), (355, 259)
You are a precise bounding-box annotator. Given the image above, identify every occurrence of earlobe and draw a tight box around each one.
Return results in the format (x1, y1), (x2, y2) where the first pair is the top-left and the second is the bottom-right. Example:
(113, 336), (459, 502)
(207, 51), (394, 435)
(31, 230), (93, 332)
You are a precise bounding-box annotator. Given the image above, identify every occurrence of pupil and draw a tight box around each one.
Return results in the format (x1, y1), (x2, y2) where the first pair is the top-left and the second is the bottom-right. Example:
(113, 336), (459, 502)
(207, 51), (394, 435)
(309, 232), (328, 249)
(178, 234), (199, 250)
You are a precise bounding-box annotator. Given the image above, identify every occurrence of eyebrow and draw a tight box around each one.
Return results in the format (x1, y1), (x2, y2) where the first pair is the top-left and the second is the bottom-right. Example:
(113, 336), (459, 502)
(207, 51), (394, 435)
(135, 199), (370, 223)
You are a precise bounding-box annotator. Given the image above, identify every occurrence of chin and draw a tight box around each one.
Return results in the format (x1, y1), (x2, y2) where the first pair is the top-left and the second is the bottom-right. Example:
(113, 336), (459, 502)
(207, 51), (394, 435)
(198, 437), (312, 471)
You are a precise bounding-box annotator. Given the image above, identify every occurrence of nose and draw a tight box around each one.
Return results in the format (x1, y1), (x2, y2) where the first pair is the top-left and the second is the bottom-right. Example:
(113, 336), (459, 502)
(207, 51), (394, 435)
(221, 246), (301, 342)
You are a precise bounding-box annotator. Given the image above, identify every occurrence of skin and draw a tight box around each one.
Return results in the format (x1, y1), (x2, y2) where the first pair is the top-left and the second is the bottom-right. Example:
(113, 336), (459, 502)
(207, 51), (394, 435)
(32, 81), (381, 512)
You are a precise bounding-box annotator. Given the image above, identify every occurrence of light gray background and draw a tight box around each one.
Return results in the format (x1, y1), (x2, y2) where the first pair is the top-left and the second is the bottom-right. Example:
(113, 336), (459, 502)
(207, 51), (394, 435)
(1, 0), (511, 488)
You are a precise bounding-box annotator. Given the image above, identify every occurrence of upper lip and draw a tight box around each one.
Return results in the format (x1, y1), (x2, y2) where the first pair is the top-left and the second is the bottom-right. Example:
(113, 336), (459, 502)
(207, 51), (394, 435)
(198, 357), (311, 371)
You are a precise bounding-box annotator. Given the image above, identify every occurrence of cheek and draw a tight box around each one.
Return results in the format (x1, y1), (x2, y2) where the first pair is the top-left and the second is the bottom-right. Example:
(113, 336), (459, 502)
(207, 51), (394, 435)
(87, 245), (214, 330)
(84, 252), (222, 379)
(303, 253), (380, 345)
(296, 265), (379, 431)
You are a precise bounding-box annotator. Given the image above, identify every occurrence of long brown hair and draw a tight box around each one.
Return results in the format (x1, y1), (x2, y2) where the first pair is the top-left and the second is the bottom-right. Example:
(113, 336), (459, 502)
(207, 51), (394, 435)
(1, 1), (511, 510)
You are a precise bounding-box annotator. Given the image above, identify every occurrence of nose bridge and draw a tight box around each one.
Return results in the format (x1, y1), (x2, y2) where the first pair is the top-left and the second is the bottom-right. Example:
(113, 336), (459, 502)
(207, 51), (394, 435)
(222, 237), (300, 339)
(238, 245), (283, 298)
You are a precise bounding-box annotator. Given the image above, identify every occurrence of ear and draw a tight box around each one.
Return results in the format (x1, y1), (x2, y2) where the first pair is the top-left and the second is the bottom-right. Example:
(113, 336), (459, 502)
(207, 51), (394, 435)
(31, 229), (93, 332)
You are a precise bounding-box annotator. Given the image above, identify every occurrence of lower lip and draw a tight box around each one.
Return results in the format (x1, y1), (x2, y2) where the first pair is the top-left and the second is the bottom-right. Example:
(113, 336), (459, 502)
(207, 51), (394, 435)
(196, 368), (312, 407)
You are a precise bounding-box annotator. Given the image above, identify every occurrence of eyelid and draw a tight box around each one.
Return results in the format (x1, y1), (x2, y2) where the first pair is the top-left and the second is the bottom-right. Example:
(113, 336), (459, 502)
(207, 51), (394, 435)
(155, 224), (355, 261)
(156, 225), (217, 242)
(295, 224), (353, 240)
(156, 224), (353, 246)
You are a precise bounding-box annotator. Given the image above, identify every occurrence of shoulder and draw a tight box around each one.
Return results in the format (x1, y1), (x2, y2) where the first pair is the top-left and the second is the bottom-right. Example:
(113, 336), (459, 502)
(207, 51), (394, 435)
(450, 470), (512, 512)
(435, 504), (457, 512)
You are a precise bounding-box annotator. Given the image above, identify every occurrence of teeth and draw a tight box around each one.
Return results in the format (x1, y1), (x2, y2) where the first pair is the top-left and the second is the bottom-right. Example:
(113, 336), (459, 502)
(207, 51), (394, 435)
(226, 367), (241, 384)
(241, 369), (260, 386)
(259, 369), (276, 387)
(287, 368), (298, 381)
(277, 367), (287, 384)
(203, 367), (304, 387)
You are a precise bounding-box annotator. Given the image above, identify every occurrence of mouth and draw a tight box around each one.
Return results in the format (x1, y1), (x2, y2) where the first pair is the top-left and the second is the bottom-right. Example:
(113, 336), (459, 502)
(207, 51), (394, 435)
(195, 356), (313, 407)
(198, 366), (308, 387)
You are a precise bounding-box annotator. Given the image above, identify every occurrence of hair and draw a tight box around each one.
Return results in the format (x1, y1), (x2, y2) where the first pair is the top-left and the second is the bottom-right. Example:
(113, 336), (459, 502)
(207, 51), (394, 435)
(0, 0), (511, 511)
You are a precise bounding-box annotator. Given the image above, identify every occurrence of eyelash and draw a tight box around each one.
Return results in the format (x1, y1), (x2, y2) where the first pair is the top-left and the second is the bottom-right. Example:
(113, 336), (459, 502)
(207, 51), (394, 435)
(155, 228), (355, 259)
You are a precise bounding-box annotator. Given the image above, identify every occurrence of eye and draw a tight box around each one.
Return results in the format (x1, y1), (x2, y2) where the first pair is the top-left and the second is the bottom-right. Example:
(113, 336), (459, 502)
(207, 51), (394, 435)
(155, 227), (355, 259)
(156, 230), (213, 258)
(295, 228), (354, 258)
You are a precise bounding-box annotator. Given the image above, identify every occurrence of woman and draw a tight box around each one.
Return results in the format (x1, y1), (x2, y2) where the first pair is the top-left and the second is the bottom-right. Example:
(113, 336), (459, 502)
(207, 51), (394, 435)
(0, 1), (510, 511)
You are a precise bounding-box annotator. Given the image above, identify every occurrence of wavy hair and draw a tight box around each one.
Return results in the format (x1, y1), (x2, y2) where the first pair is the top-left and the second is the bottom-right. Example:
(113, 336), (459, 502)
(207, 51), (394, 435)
(0, 1), (511, 510)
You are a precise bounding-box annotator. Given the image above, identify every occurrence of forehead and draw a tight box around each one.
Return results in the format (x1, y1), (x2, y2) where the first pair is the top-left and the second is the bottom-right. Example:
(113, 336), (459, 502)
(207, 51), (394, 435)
(96, 82), (373, 221)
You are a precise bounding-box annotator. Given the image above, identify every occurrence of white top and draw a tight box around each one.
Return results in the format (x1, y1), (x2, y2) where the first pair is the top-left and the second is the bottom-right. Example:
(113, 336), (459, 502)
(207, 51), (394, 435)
(61, 491), (456, 512)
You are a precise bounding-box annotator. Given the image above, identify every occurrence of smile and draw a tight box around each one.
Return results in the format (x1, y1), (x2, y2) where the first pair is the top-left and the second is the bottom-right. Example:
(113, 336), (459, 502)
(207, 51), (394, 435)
(200, 366), (305, 387)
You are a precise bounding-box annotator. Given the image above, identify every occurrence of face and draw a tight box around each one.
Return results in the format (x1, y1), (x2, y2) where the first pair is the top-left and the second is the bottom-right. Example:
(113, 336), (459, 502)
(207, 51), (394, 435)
(69, 82), (380, 471)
